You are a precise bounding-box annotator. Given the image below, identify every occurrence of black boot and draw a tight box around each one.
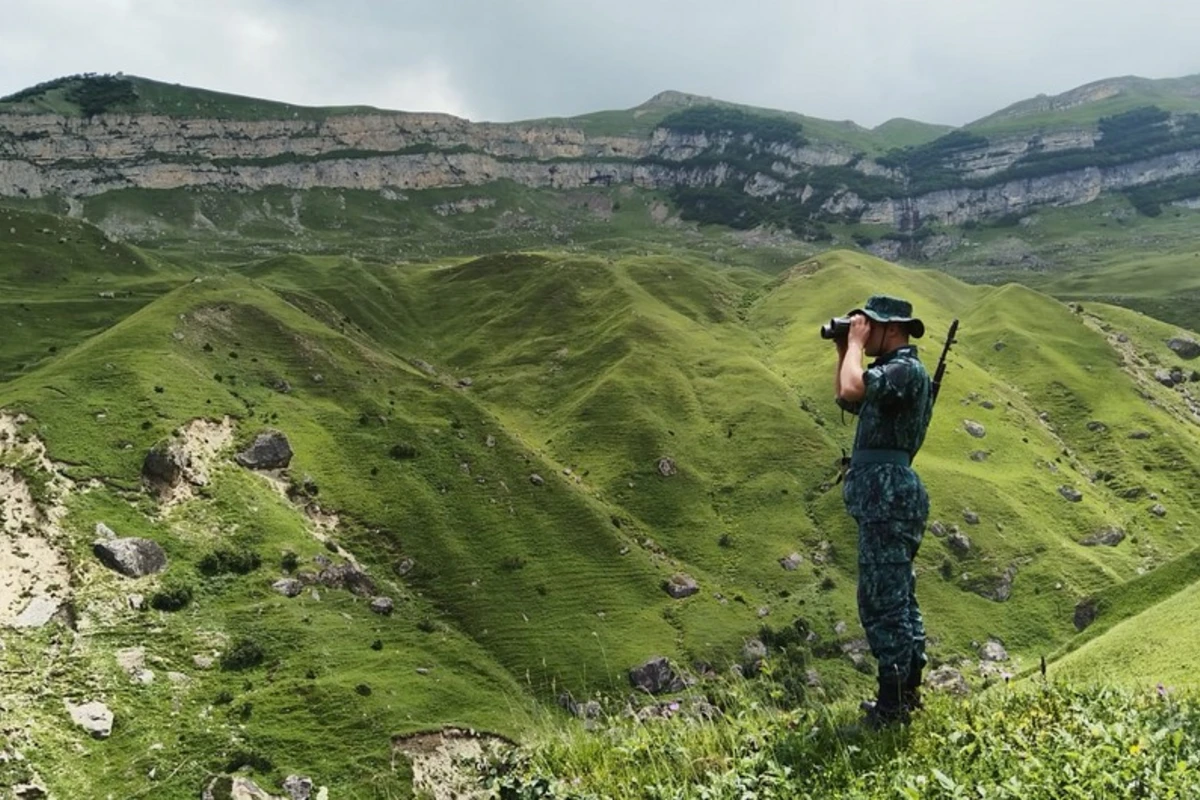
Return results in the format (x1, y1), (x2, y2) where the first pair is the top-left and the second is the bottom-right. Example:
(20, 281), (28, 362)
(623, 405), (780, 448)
(902, 660), (924, 712)
(860, 674), (910, 729)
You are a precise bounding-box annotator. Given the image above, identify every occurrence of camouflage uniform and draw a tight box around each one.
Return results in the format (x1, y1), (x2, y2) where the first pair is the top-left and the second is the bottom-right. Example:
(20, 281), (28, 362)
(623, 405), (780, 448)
(839, 343), (934, 683)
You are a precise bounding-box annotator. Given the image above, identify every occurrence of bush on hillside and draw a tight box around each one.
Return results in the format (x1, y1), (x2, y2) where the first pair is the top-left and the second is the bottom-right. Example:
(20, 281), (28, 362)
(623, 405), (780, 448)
(220, 637), (265, 671)
(198, 547), (262, 577)
(149, 582), (193, 612)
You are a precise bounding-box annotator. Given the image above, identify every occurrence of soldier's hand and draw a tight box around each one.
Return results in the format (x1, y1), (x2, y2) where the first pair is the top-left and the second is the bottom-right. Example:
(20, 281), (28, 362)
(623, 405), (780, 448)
(848, 314), (871, 348)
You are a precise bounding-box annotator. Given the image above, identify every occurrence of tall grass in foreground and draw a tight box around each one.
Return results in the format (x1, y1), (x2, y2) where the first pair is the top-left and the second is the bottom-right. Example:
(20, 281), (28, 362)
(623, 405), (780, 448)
(481, 672), (1200, 799)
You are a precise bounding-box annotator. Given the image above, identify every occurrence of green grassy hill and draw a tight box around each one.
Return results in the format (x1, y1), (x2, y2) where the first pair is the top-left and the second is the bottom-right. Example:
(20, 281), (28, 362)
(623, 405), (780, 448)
(7, 204), (1200, 796)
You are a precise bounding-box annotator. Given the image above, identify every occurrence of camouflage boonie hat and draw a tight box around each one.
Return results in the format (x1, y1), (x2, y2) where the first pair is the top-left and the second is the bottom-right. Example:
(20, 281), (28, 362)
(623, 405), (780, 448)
(848, 295), (925, 338)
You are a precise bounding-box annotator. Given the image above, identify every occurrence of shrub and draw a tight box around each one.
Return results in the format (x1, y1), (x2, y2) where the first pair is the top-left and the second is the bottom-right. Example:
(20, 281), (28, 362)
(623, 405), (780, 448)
(198, 548), (262, 577)
(149, 583), (193, 612)
(220, 637), (265, 671)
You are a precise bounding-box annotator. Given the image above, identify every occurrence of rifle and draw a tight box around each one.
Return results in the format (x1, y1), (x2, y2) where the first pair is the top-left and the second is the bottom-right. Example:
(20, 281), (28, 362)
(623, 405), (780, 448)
(931, 319), (959, 406)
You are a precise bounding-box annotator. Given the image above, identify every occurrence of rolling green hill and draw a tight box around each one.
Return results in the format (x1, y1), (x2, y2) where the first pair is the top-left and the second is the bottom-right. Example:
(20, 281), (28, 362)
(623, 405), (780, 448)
(6, 201), (1200, 795)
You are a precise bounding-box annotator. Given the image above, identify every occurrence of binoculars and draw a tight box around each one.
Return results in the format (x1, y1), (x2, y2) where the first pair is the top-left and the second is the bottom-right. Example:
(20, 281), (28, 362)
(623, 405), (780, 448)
(820, 316), (853, 340)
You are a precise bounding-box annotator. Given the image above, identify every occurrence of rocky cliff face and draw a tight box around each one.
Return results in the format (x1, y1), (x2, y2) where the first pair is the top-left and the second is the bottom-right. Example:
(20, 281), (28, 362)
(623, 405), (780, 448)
(0, 104), (1195, 229)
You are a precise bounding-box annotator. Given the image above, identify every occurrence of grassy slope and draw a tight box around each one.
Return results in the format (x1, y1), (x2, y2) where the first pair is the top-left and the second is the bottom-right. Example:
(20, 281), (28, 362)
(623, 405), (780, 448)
(968, 74), (1200, 135)
(9, 207), (1200, 793)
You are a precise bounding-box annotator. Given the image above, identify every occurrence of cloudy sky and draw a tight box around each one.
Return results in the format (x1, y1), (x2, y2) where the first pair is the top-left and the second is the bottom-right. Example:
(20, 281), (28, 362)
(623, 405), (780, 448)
(2, 0), (1199, 127)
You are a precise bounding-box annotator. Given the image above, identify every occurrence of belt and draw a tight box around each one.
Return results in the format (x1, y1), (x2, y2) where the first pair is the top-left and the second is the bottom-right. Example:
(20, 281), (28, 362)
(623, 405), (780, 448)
(850, 449), (912, 467)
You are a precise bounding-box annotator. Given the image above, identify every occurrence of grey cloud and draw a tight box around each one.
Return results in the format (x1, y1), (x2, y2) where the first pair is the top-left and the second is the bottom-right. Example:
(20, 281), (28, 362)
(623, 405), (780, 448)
(2, 0), (1199, 127)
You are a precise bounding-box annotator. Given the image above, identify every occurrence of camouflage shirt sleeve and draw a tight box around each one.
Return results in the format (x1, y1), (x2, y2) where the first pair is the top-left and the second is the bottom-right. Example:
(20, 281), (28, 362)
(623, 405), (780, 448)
(864, 359), (914, 406)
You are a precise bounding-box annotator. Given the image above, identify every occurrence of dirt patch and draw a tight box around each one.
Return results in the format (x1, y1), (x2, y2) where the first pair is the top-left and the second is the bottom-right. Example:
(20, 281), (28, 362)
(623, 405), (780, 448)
(0, 413), (72, 628)
(253, 469), (358, 565)
(391, 729), (511, 800)
(162, 416), (235, 509)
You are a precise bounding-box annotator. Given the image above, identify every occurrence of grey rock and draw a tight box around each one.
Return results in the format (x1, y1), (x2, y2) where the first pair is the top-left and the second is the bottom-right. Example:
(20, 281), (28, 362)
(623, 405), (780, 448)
(948, 531), (972, 555)
(394, 558), (416, 577)
(193, 655), (214, 669)
(628, 656), (685, 695)
(236, 430), (293, 470)
(529, 473), (545, 486)
(1150, 503), (1168, 518)
(369, 596), (395, 615)
(93, 537), (168, 577)
(410, 358), (437, 376)
(657, 457), (678, 477)
(13, 595), (62, 628)
(927, 666), (970, 696)
(202, 776), (285, 800)
(963, 420), (986, 438)
(1128, 430), (1152, 440)
(779, 552), (803, 571)
(993, 341), (1006, 352)
(1086, 420), (1108, 433)
(969, 450), (989, 462)
(805, 668), (822, 688)
(963, 509), (980, 525)
(1074, 597), (1099, 631)
(833, 620), (848, 636)
(1058, 486), (1083, 502)
(268, 377), (292, 394)
(1081, 526), (1125, 547)
(282, 775), (315, 800)
(485, 435), (496, 448)
(664, 573), (699, 599)
(1167, 337), (1200, 359)
(13, 783), (48, 799)
(95, 522), (117, 539)
(272, 578), (303, 598)
(65, 700), (113, 738)
(141, 442), (188, 486)
(313, 562), (376, 596)
(980, 400), (995, 410)
(741, 638), (767, 676)
(1155, 368), (1180, 387)
(929, 520), (947, 537)
(980, 639), (1008, 662)
(127, 594), (145, 611)
(457, 377), (474, 388)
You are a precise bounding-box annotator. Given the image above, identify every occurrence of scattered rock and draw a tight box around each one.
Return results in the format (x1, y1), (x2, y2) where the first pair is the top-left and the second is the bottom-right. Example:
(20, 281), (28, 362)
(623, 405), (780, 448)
(805, 668), (822, 688)
(65, 700), (114, 738)
(13, 596), (62, 628)
(1086, 421), (1108, 433)
(628, 656), (685, 694)
(963, 509), (980, 525)
(1155, 368), (1184, 387)
(193, 655), (214, 670)
(142, 442), (188, 486)
(410, 358), (437, 376)
(969, 450), (989, 462)
(1128, 430), (1151, 440)
(1167, 337), (1200, 360)
(1074, 598), (1099, 631)
(1058, 486), (1083, 502)
(93, 538), (168, 578)
(779, 552), (803, 571)
(1081, 526), (1125, 547)
(282, 775), (315, 800)
(993, 341), (1006, 352)
(657, 457), (678, 477)
(13, 783), (48, 799)
(948, 531), (971, 555)
(529, 473), (545, 486)
(394, 558), (416, 577)
(95, 522), (117, 539)
(664, 573), (699, 599)
(236, 430), (293, 470)
(202, 776), (285, 800)
(980, 400), (995, 410)
(457, 377), (474, 388)
(485, 435), (496, 448)
(1150, 503), (1168, 518)
(741, 638), (767, 676)
(963, 420), (986, 438)
(268, 377), (292, 394)
(127, 594), (145, 611)
(272, 578), (303, 598)
(312, 562), (376, 596)
(833, 620), (848, 636)
(929, 520), (947, 537)
(980, 640), (1008, 662)
(927, 666), (970, 696)
(370, 596), (395, 615)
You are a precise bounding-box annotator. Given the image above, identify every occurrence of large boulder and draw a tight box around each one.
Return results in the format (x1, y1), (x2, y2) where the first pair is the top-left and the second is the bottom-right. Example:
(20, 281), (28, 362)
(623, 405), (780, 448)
(628, 656), (685, 694)
(141, 442), (188, 486)
(1074, 597), (1099, 631)
(1167, 337), (1200, 359)
(65, 699), (113, 738)
(236, 430), (293, 470)
(1081, 526), (1125, 547)
(664, 573), (699, 599)
(927, 666), (970, 696)
(93, 538), (167, 578)
(979, 639), (1008, 662)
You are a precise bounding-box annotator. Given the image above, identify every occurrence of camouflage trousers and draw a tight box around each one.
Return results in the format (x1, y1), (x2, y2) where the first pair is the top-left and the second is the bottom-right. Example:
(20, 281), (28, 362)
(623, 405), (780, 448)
(856, 518), (926, 681)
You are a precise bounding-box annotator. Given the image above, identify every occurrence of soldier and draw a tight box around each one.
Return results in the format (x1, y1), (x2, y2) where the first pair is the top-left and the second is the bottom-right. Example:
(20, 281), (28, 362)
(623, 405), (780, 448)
(833, 295), (934, 727)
